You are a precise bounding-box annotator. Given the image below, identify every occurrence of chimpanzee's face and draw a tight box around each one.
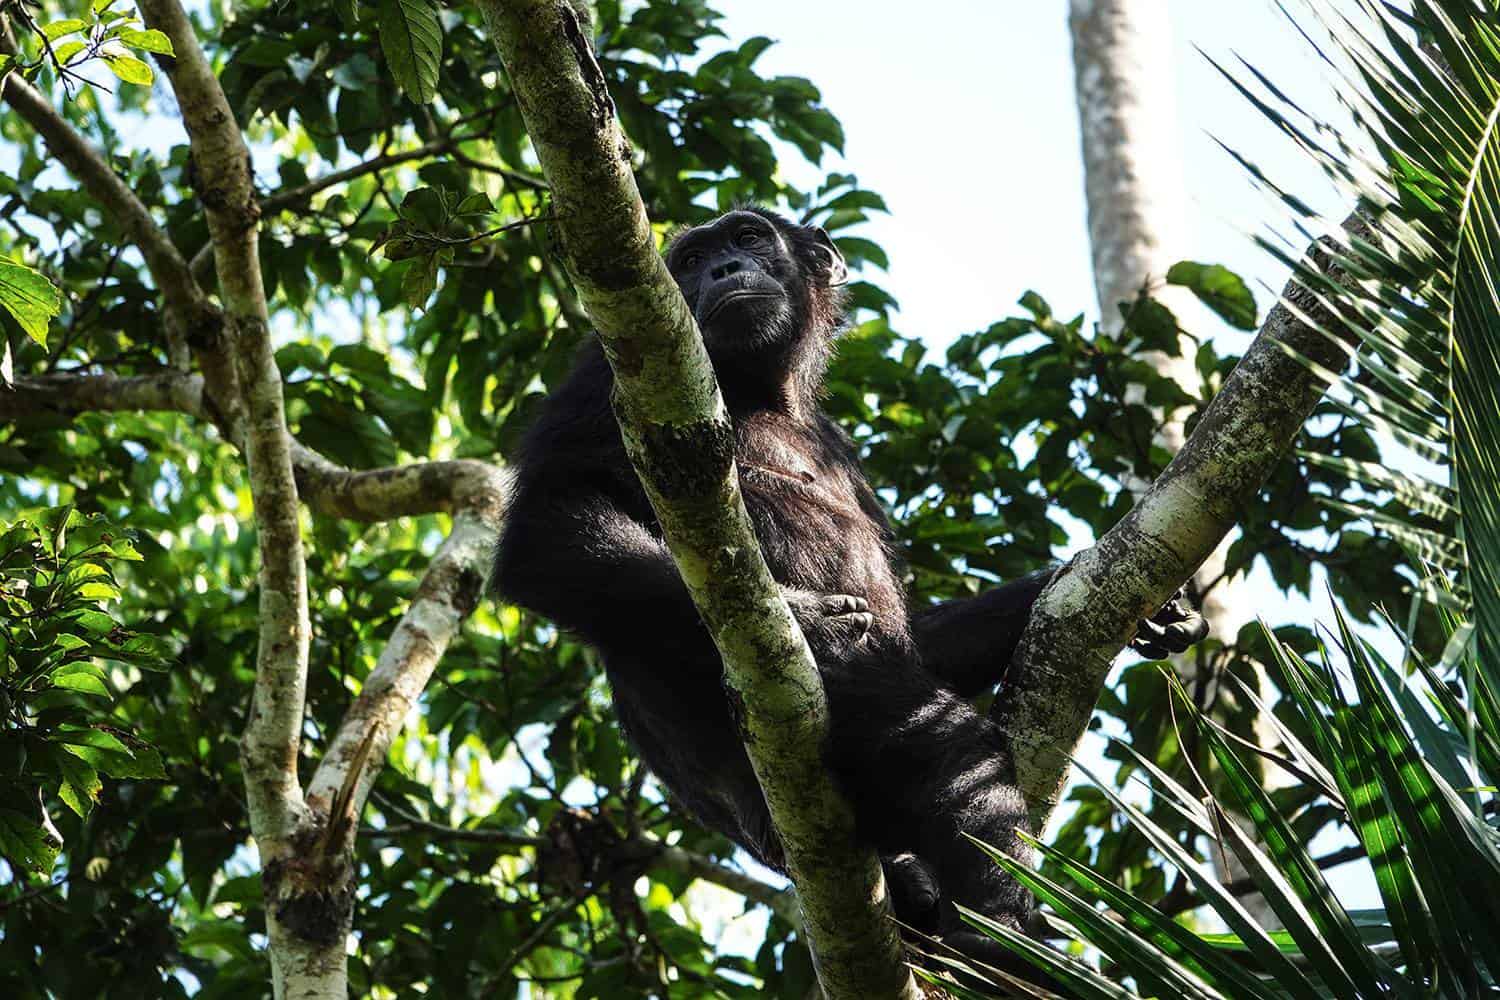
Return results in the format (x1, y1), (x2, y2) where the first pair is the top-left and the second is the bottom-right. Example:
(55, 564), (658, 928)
(666, 210), (809, 355)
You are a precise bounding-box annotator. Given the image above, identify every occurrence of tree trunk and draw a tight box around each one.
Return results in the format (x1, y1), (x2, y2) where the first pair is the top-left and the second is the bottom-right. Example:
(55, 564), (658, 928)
(1069, 0), (1282, 921)
(1070, 0), (1245, 641)
(477, 3), (919, 997)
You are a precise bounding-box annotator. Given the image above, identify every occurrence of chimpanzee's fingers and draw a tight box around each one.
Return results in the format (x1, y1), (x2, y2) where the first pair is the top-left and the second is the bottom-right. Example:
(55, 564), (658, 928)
(1174, 610), (1210, 645)
(820, 594), (868, 615)
(1135, 599), (1209, 655)
(1150, 602), (1209, 647)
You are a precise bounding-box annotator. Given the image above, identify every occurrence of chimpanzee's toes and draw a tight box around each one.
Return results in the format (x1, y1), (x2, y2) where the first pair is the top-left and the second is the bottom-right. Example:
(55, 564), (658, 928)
(1131, 593), (1209, 657)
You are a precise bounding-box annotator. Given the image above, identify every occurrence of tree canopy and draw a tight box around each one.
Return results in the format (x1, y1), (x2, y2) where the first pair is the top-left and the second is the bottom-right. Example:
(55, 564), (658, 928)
(0, 0), (1456, 996)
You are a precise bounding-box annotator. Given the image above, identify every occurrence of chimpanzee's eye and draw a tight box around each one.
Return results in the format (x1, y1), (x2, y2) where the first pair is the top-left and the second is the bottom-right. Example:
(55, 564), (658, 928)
(736, 228), (762, 248)
(682, 252), (703, 269)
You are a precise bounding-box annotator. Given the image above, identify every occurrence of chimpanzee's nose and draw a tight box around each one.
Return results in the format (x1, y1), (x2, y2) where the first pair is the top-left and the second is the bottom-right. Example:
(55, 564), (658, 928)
(710, 256), (744, 281)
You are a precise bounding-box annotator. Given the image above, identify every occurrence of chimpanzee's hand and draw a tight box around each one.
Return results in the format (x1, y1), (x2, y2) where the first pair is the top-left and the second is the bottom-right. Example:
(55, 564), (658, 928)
(780, 587), (874, 646)
(1131, 590), (1209, 659)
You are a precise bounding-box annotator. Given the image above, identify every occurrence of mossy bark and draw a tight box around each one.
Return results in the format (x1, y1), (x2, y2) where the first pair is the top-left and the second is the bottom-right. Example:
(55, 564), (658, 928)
(479, 2), (919, 997)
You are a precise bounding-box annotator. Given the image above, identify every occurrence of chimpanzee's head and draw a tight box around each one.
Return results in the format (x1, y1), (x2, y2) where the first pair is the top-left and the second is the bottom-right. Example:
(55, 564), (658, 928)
(665, 208), (848, 409)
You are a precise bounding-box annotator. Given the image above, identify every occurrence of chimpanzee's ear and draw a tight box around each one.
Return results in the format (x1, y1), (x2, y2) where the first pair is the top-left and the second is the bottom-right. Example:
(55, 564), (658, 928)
(807, 226), (849, 287)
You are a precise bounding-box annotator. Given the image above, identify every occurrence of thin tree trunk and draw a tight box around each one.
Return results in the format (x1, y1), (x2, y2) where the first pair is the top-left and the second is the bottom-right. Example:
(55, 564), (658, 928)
(1069, 0), (1281, 921)
(1071, 0), (1245, 641)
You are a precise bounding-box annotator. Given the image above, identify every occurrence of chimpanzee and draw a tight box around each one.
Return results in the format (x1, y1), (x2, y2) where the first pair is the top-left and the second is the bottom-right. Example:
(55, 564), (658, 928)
(493, 207), (1207, 966)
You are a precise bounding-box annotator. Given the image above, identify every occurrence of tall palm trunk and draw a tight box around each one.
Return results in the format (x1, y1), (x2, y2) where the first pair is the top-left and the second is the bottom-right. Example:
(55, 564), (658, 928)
(1069, 0), (1274, 920)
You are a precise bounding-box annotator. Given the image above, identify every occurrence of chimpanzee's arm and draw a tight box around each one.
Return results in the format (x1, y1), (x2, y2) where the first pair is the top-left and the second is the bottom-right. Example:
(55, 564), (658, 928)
(495, 477), (704, 643)
(912, 570), (1057, 697)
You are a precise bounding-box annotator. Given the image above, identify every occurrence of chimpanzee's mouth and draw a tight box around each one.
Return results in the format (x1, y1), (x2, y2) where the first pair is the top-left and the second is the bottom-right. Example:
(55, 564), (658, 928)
(702, 289), (779, 322)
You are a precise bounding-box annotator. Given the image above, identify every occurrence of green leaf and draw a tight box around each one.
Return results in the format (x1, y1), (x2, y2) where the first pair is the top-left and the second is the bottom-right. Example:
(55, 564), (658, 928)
(50, 662), (110, 698)
(1166, 261), (1258, 330)
(0, 257), (62, 347)
(41, 18), (87, 41)
(0, 810), (59, 876)
(63, 742), (166, 780)
(54, 726), (129, 754)
(402, 254), (440, 311)
(57, 755), (101, 817)
(454, 191), (494, 216)
(116, 28), (174, 55)
(101, 53), (154, 87)
(1020, 832), (1278, 999)
(378, 0), (441, 104)
(398, 186), (446, 228)
(51, 41), (86, 66)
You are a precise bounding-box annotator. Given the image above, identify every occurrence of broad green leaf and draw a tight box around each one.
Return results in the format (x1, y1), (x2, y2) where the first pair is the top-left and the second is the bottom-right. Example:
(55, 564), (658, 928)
(378, 0), (441, 104)
(51, 674), (111, 698)
(41, 18), (87, 41)
(51, 41), (87, 66)
(0, 810), (59, 876)
(57, 755), (100, 817)
(1166, 261), (1258, 330)
(102, 53), (153, 86)
(0, 257), (62, 347)
(54, 726), (130, 755)
(402, 254), (440, 311)
(117, 28), (174, 55)
(64, 742), (166, 780)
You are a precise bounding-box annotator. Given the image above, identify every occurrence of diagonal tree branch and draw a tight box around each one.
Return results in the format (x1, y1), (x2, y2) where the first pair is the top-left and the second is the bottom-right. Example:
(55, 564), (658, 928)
(477, 3), (917, 998)
(993, 222), (1369, 830)
(305, 505), (503, 847)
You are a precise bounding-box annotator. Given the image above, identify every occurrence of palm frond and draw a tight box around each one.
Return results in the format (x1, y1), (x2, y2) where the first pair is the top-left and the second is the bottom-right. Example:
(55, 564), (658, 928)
(1219, 0), (1500, 669)
(943, 616), (1500, 998)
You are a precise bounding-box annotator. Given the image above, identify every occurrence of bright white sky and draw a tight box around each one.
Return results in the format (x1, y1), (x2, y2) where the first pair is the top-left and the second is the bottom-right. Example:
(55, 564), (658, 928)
(716, 0), (1349, 352)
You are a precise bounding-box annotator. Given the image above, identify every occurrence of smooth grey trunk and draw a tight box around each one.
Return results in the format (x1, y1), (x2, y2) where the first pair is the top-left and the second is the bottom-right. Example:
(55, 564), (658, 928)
(1070, 0), (1244, 638)
(1070, 0), (1279, 919)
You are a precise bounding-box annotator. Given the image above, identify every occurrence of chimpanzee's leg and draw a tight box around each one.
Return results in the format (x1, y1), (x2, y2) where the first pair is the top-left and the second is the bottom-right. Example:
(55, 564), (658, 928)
(828, 670), (1034, 942)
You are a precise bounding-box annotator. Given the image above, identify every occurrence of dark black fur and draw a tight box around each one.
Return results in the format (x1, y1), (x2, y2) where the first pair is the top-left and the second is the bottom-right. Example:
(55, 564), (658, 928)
(494, 207), (1204, 965)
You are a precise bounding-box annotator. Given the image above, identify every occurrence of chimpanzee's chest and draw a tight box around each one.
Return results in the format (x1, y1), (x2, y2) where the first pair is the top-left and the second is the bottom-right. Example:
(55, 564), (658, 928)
(732, 419), (904, 618)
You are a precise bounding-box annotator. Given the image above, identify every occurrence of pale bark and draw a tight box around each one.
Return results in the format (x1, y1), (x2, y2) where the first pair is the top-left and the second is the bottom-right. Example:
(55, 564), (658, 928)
(1070, 0), (1244, 638)
(135, 1), (325, 993)
(139, 0), (310, 828)
(1070, 0), (1283, 918)
(477, 3), (918, 997)
(305, 506), (503, 841)
(994, 236), (1358, 827)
